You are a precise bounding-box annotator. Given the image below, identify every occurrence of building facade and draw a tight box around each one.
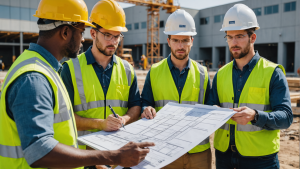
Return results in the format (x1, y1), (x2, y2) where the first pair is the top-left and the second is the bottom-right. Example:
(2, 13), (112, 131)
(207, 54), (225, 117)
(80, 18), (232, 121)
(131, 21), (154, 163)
(0, 0), (299, 75)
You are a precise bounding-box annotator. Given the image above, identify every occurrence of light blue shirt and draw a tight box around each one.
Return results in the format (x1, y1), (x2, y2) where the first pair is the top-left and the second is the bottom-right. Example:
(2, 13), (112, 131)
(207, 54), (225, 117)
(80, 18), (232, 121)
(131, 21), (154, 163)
(6, 43), (60, 165)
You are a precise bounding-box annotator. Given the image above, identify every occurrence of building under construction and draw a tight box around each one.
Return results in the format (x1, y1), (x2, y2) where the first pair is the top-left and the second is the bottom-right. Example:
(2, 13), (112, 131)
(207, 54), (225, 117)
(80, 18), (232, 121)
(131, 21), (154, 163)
(0, 0), (299, 76)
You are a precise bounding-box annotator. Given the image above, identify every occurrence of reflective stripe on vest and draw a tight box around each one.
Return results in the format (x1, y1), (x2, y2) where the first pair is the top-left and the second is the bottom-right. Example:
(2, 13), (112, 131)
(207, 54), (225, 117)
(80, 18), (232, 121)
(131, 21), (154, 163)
(3, 57), (71, 124)
(215, 58), (284, 156)
(71, 57), (132, 112)
(153, 62), (207, 108)
(0, 56), (77, 161)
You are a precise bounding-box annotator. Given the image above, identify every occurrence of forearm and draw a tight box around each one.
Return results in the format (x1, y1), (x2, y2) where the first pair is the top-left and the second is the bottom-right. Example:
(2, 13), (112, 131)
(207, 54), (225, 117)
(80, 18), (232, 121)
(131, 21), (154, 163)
(254, 108), (293, 130)
(74, 113), (104, 131)
(31, 143), (120, 168)
(123, 106), (141, 125)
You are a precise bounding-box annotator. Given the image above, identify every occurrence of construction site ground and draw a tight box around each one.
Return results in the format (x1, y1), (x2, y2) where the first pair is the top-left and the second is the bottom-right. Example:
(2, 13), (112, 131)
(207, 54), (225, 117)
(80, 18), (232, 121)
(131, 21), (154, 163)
(0, 70), (299, 168)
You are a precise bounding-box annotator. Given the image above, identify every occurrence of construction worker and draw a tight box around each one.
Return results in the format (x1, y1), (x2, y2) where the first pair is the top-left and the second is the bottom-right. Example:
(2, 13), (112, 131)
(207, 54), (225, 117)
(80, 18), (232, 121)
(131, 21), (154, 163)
(60, 0), (141, 152)
(141, 9), (212, 169)
(0, 0), (154, 168)
(207, 4), (293, 169)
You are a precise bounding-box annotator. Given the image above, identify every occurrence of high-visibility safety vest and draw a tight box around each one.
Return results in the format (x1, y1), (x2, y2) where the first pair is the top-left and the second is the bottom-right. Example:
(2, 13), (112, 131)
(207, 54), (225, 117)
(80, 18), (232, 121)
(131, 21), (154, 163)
(215, 57), (285, 156)
(66, 53), (134, 149)
(0, 50), (80, 169)
(150, 58), (210, 153)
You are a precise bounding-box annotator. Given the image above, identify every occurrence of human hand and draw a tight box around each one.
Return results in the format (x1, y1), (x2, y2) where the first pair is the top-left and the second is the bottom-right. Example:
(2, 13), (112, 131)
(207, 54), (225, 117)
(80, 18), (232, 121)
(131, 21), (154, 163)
(231, 106), (256, 125)
(141, 106), (156, 119)
(118, 141), (155, 167)
(101, 114), (124, 131)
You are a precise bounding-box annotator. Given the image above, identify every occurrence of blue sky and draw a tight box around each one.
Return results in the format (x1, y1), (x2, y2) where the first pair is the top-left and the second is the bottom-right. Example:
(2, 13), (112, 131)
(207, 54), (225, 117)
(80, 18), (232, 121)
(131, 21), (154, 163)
(118, 0), (243, 10)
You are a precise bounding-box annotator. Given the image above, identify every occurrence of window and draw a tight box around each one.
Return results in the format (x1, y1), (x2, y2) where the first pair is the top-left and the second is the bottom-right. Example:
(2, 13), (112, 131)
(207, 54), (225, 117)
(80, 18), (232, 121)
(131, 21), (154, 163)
(141, 21), (146, 29)
(10, 7), (20, 20)
(284, 1), (296, 12)
(0, 5), (10, 19)
(252, 8), (262, 16)
(200, 17), (209, 25)
(264, 5), (279, 15)
(214, 14), (224, 23)
(126, 24), (132, 30)
(30, 9), (38, 21)
(21, 8), (30, 21)
(160, 21), (164, 28)
(134, 22), (139, 30)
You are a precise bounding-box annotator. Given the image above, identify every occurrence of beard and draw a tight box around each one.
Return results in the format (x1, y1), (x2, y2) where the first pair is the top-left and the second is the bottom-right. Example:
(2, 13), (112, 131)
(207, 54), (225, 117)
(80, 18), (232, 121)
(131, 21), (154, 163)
(230, 40), (251, 60)
(64, 35), (81, 59)
(95, 36), (116, 57)
(171, 48), (189, 60)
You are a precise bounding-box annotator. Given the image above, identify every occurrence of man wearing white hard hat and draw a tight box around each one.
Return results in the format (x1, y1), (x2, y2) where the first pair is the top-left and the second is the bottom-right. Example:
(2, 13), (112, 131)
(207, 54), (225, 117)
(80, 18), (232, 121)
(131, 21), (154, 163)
(141, 9), (212, 169)
(207, 4), (292, 169)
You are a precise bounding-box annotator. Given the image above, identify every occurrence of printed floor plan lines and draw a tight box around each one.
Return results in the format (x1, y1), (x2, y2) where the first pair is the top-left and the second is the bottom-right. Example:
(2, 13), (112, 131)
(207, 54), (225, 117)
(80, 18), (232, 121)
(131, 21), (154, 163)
(78, 102), (236, 169)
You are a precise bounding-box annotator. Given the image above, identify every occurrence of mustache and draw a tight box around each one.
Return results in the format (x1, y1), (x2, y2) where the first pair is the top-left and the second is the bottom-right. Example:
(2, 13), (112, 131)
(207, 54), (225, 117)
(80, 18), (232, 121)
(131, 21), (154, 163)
(106, 45), (116, 49)
(231, 46), (241, 49)
(176, 49), (186, 52)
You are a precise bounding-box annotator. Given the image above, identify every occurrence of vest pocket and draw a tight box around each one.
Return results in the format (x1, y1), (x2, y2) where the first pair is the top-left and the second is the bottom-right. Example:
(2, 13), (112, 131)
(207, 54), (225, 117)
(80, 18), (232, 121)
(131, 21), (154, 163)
(247, 87), (266, 104)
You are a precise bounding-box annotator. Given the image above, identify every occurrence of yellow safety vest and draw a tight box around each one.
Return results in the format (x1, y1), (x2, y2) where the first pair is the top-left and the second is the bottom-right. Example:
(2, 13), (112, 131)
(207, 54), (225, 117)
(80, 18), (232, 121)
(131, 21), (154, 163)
(150, 58), (210, 153)
(215, 57), (285, 156)
(0, 50), (79, 169)
(66, 53), (134, 149)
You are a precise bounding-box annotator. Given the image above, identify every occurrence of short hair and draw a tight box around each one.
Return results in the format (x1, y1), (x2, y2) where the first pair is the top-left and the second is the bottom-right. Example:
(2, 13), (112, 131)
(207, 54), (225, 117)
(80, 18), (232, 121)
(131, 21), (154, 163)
(245, 28), (256, 37)
(92, 22), (103, 31)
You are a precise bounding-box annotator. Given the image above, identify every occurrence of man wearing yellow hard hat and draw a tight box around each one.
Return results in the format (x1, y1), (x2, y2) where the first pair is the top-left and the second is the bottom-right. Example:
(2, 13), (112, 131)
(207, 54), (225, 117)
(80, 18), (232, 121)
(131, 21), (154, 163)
(0, 0), (154, 168)
(60, 0), (142, 151)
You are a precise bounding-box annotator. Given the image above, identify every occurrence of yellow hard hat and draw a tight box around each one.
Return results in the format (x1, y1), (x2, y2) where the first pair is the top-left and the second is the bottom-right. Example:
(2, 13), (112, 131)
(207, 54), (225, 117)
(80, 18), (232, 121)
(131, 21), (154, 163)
(89, 0), (128, 32)
(33, 0), (95, 28)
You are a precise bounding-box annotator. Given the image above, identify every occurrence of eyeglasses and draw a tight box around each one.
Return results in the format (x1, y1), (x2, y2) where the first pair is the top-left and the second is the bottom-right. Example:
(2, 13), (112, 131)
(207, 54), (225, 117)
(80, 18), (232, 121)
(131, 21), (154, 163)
(170, 39), (192, 46)
(70, 24), (85, 36)
(95, 29), (124, 41)
(224, 34), (248, 42)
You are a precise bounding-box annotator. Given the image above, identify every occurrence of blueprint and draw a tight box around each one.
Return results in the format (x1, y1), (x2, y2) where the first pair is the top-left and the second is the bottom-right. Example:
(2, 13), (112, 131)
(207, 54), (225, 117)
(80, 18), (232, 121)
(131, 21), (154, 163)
(77, 102), (236, 169)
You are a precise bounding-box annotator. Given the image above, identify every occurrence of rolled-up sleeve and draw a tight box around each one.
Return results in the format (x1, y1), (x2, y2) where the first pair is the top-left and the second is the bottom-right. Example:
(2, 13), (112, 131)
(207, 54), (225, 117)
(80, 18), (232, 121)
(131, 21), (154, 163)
(6, 72), (58, 165)
(252, 67), (293, 130)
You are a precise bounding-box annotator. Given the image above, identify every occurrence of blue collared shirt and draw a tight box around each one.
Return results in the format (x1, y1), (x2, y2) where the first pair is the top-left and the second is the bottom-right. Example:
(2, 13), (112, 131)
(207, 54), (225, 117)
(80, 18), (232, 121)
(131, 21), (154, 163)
(6, 43), (60, 165)
(60, 46), (141, 108)
(141, 54), (211, 113)
(206, 51), (293, 130)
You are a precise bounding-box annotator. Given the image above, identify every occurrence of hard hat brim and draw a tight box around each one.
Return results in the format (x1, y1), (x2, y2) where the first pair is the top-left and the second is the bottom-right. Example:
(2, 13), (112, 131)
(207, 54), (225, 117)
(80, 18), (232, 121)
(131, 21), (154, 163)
(163, 31), (197, 36)
(220, 26), (260, 31)
(103, 25), (128, 32)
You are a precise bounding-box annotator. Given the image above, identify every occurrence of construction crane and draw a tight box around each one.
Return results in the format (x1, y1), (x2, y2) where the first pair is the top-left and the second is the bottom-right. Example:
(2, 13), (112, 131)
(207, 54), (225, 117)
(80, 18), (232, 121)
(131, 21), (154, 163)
(116, 0), (180, 67)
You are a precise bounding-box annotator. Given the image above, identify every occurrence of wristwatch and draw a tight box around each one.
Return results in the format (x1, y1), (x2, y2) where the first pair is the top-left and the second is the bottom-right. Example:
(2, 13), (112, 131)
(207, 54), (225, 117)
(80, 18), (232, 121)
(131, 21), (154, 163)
(251, 109), (259, 123)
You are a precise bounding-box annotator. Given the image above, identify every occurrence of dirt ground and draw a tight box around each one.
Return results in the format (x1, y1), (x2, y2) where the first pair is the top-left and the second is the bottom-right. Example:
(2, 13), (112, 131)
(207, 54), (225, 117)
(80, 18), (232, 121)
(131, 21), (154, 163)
(208, 118), (300, 169)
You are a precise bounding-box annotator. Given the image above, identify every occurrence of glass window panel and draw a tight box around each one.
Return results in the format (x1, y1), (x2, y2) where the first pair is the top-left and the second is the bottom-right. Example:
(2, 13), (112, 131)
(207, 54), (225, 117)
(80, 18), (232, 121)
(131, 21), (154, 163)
(0, 5), (10, 19)
(30, 9), (38, 21)
(214, 15), (220, 23)
(21, 8), (30, 21)
(126, 24), (132, 30)
(160, 21), (164, 28)
(10, 7), (20, 20)
(273, 5), (278, 13)
(141, 21), (146, 29)
(284, 3), (290, 12)
(205, 17), (209, 24)
(291, 2), (296, 11)
(134, 23), (139, 29)
(265, 6), (272, 15)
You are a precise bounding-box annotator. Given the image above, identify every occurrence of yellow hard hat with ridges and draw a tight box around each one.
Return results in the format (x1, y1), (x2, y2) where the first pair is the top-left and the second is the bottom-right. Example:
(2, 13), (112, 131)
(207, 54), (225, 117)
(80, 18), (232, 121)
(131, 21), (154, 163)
(33, 0), (95, 28)
(90, 0), (128, 32)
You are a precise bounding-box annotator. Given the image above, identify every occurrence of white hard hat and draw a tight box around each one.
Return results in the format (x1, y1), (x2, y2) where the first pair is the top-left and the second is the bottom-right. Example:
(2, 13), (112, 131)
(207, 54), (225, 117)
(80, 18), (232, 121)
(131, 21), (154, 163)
(164, 9), (197, 36)
(220, 4), (260, 31)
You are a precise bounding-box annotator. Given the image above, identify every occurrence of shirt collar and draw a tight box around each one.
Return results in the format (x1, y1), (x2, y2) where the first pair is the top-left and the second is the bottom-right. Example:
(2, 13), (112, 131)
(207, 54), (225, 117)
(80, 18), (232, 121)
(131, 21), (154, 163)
(27, 43), (61, 71)
(85, 46), (118, 65)
(167, 54), (191, 70)
(232, 50), (260, 71)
